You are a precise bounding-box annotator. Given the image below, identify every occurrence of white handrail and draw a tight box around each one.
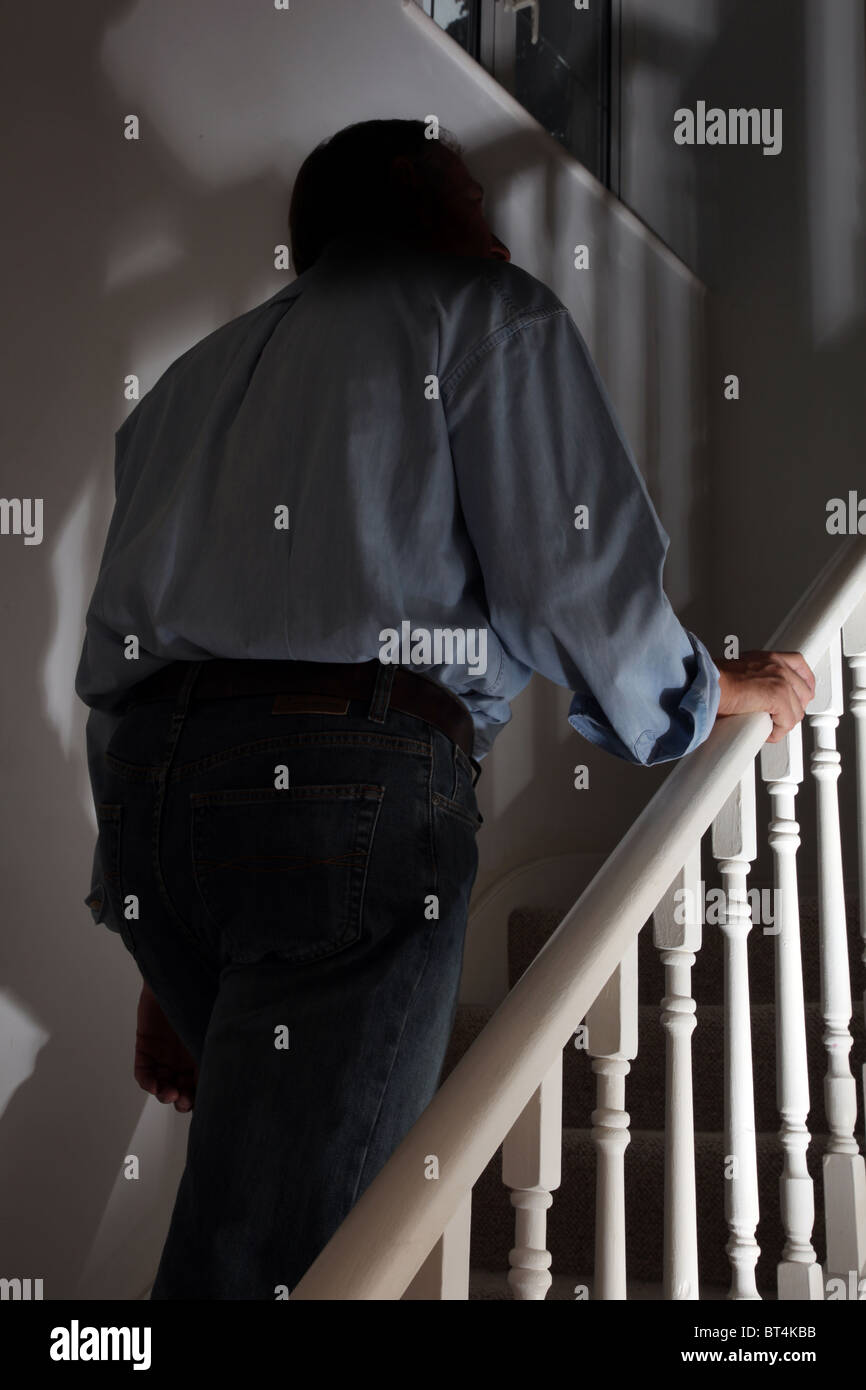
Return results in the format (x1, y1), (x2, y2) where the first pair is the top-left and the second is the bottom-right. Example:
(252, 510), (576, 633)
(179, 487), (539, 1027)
(290, 538), (866, 1300)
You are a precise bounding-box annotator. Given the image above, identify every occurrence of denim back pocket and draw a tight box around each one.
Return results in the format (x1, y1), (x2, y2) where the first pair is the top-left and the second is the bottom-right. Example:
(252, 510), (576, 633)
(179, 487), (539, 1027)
(190, 783), (385, 965)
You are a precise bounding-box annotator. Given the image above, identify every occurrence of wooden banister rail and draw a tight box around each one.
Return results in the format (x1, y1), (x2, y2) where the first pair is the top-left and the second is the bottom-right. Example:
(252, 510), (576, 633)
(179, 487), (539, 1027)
(290, 538), (866, 1300)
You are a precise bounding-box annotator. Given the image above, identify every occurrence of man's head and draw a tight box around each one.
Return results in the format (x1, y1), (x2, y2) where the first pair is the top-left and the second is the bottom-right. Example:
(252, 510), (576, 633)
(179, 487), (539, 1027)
(289, 119), (511, 273)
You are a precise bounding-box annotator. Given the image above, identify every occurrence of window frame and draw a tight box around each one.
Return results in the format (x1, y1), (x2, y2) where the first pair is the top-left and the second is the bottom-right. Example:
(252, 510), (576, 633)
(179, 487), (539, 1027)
(420, 0), (619, 192)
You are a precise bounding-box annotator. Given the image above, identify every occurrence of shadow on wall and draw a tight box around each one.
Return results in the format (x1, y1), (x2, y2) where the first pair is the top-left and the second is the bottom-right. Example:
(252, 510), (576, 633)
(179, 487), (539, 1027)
(1, 0), (303, 1300)
(1, 0), (714, 1296)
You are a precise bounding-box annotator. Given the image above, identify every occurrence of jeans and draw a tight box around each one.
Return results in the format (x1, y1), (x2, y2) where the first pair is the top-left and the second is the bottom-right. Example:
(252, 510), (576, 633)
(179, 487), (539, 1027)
(84, 660), (483, 1299)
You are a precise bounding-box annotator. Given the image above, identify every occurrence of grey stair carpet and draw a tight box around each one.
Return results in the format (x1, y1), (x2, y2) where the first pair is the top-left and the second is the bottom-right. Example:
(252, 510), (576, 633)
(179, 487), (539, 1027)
(442, 894), (864, 1299)
(468, 1268), (731, 1300)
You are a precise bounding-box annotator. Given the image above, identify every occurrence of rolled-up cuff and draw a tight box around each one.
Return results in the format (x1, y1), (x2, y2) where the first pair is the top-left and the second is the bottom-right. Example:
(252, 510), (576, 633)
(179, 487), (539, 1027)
(567, 631), (720, 766)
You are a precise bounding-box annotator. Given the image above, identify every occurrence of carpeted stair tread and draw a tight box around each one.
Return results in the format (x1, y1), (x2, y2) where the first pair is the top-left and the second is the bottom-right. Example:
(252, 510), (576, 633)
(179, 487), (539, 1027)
(444, 894), (862, 1298)
(468, 1267), (732, 1300)
(442, 1001), (865, 1134)
(466, 1127), (831, 1294)
(507, 896), (862, 1005)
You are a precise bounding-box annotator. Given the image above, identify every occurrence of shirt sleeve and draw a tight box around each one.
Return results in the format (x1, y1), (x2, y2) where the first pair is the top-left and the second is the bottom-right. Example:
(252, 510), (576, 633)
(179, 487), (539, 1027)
(441, 305), (720, 766)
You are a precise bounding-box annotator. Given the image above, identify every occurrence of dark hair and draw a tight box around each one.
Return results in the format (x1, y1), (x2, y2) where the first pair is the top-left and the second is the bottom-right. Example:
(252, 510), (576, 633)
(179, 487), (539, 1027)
(288, 119), (464, 273)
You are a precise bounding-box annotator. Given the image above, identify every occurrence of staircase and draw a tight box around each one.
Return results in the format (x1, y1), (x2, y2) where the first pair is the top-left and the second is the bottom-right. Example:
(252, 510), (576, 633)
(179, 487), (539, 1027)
(290, 542), (866, 1302)
(443, 893), (865, 1299)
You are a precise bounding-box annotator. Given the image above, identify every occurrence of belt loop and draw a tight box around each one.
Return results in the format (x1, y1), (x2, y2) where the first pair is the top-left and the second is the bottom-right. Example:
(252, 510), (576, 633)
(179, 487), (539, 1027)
(470, 755), (482, 788)
(172, 659), (204, 724)
(367, 659), (395, 724)
(158, 661), (204, 762)
(155, 660), (204, 794)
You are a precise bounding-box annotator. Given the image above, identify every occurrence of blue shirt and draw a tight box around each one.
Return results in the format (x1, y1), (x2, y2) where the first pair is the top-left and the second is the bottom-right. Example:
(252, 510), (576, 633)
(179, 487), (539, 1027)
(75, 237), (720, 810)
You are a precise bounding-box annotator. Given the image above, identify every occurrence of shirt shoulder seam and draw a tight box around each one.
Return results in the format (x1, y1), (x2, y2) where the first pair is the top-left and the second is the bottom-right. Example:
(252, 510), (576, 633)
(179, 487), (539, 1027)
(440, 305), (568, 401)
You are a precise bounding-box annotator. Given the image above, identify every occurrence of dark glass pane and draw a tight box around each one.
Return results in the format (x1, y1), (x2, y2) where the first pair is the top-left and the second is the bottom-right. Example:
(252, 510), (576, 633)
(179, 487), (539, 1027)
(515, 4), (610, 182)
(431, 0), (480, 58)
(427, 1), (612, 186)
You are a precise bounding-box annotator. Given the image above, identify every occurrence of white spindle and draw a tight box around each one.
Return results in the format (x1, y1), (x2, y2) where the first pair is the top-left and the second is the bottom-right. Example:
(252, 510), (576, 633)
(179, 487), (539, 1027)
(653, 843), (702, 1299)
(712, 766), (761, 1299)
(808, 636), (866, 1281)
(760, 727), (823, 1299)
(403, 1191), (472, 1299)
(502, 1054), (562, 1299)
(586, 939), (638, 1299)
(286, 550), (866, 1305)
(842, 595), (866, 1132)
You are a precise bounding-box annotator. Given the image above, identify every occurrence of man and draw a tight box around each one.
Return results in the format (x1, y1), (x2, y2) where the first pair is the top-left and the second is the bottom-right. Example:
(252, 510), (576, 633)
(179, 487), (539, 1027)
(75, 119), (814, 1299)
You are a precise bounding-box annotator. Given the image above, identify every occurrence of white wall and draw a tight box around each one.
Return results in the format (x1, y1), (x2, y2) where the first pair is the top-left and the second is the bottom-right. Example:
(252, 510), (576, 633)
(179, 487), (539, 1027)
(619, 0), (866, 884)
(1, 0), (708, 1297)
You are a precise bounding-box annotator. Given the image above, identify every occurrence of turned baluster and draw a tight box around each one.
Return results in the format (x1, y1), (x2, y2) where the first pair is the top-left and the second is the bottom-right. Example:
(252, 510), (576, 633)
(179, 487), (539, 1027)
(653, 842), (702, 1299)
(712, 766), (761, 1299)
(760, 726), (823, 1299)
(587, 938), (638, 1299)
(842, 596), (866, 1133)
(503, 1054), (563, 1299)
(403, 1192), (472, 1300)
(808, 635), (866, 1282)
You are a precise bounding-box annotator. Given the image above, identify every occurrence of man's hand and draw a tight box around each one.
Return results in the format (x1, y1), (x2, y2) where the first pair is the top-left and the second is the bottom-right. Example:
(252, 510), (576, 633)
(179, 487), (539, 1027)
(715, 650), (816, 743)
(134, 981), (198, 1113)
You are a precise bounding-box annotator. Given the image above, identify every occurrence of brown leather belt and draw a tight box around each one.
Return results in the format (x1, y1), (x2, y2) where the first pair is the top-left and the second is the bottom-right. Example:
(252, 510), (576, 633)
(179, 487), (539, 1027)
(122, 658), (478, 763)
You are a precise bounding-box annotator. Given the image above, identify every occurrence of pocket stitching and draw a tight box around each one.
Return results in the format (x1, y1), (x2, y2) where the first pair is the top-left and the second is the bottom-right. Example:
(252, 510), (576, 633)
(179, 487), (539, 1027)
(171, 733), (429, 783)
(189, 783), (386, 806)
(432, 790), (482, 830)
(453, 744), (476, 783)
(191, 784), (385, 964)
